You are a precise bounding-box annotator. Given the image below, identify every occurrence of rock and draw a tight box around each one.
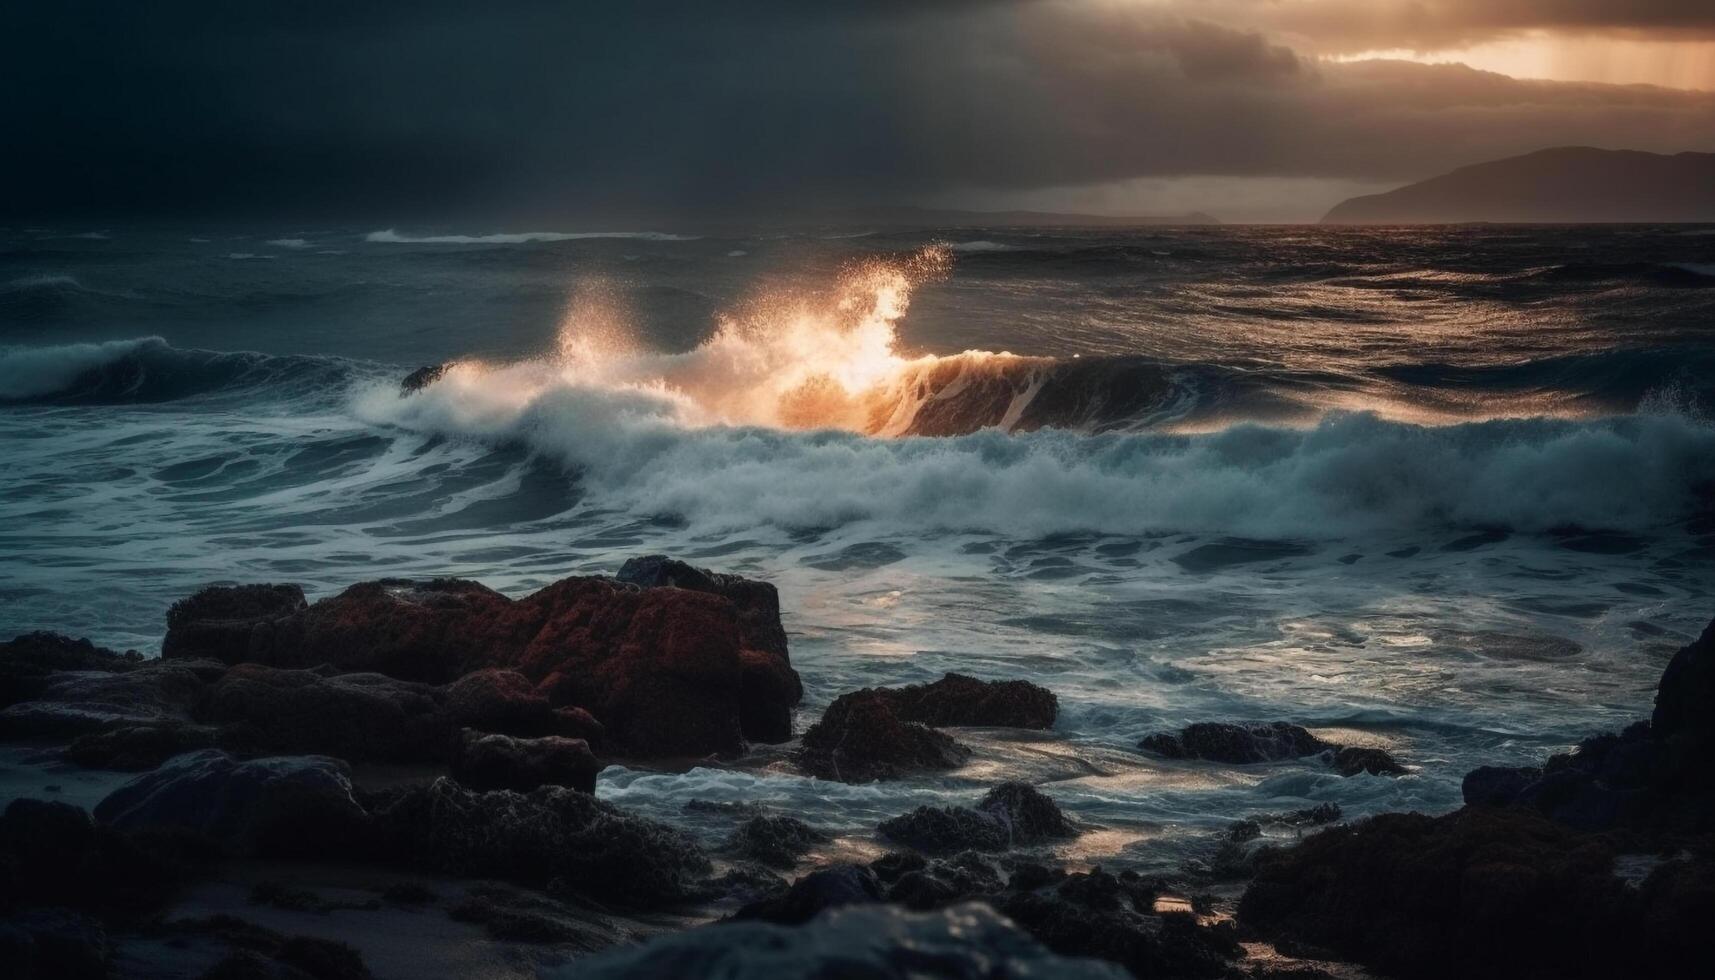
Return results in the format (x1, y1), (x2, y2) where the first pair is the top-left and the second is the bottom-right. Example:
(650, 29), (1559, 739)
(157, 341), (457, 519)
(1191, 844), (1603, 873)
(0, 664), (205, 738)
(450, 730), (601, 794)
(795, 690), (970, 783)
(726, 814), (827, 868)
(867, 672), (1058, 729)
(878, 781), (1076, 853)
(93, 750), (367, 858)
(161, 584), (307, 663)
(0, 909), (108, 980)
(882, 850), (1006, 909)
(1331, 746), (1407, 777)
(733, 864), (885, 925)
(399, 363), (447, 395)
(1140, 722), (1332, 764)
(164, 572), (801, 757)
(616, 555), (790, 659)
(448, 883), (632, 950)
(442, 668), (567, 738)
(366, 778), (708, 909)
(199, 665), (447, 763)
(63, 723), (226, 770)
(997, 868), (1240, 979)
(0, 632), (143, 708)
(1239, 807), (1653, 979)
(1462, 765), (1543, 807)
(0, 798), (199, 916)
(880, 804), (1009, 852)
(1654, 617), (1714, 739)
(555, 902), (1131, 980)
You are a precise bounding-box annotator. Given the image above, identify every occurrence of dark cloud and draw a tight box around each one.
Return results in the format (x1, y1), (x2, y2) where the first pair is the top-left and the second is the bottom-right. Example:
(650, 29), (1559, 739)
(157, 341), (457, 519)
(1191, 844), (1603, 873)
(4, 1), (1714, 221)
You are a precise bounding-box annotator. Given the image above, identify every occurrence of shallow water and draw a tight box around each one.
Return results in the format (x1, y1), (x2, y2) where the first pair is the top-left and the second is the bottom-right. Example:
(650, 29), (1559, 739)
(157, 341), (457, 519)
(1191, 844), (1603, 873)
(3, 223), (1713, 875)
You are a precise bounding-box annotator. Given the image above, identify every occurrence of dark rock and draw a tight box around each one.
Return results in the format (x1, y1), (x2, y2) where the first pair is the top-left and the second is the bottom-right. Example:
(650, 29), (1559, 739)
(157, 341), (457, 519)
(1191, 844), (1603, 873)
(442, 668), (564, 738)
(199, 665), (446, 763)
(726, 814), (826, 868)
(1239, 807), (1651, 979)
(879, 782), (1076, 853)
(884, 850), (1006, 910)
(867, 672), (1058, 729)
(796, 690), (970, 783)
(164, 573), (801, 757)
(366, 778), (708, 909)
(1140, 722), (1332, 764)
(997, 868), (1240, 979)
(1331, 746), (1407, 777)
(0, 663), (205, 738)
(0, 798), (200, 917)
(1654, 617), (1714, 739)
(0, 632), (143, 708)
(569, 902), (1132, 979)
(399, 363), (447, 395)
(733, 863), (885, 925)
(162, 584), (307, 664)
(448, 884), (631, 950)
(94, 750), (368, 858)
(1263, 802), (1342, 826)
(880, 804), (1009, 853)
(0, 908), (108, 980)
(450, 729), (601, 794)
(182, 917), (374, 980)
(63, 723), (226, 770)
(1462, 765), (1543, 807)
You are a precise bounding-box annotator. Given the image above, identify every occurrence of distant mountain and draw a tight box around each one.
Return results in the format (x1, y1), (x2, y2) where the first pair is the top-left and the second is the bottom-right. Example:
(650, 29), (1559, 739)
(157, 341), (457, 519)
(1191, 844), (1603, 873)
(1322, 147), (1715, 224)
(818, 205), (1220, 228)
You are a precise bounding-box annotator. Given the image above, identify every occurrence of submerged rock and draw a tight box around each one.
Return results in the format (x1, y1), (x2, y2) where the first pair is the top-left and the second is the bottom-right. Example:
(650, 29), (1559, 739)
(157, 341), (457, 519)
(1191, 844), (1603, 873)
(163, 568), (801, 758)
(866, 672), (1058, 730)
(449, 729), (601, 794)
(93, 750), (367, 857)
(1141, 721), (1406, 778)
(795, 690), (970, 783)
(1140, 722), (1332, 764)
(878, 781), (1076, 853)
(557, 902), (1131, 980)
(367, 778), (709, 909)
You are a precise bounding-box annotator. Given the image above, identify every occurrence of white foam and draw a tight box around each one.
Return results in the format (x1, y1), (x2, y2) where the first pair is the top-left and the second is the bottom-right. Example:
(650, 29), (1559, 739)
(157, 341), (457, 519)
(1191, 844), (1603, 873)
(364, 228), (698, 244)
(265, 238), (311, 249)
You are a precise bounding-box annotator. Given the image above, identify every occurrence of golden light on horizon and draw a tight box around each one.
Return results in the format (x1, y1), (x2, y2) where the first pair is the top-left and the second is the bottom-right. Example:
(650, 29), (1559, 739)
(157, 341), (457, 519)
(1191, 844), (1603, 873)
(1330, 34), (1715, 91)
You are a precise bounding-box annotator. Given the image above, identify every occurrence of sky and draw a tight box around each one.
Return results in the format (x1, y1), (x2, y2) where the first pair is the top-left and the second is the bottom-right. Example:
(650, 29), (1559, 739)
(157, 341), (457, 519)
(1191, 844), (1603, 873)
(7, 1), (1715, 223)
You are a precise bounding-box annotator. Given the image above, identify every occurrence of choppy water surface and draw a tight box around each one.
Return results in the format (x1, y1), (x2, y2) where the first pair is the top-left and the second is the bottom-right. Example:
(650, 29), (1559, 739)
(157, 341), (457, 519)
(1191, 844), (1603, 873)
(3, 224), (1713, 873)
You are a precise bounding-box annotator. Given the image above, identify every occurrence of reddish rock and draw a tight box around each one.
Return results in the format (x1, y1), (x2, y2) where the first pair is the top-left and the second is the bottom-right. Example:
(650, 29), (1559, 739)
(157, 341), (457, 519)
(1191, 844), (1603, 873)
(442, 668), (563, 737)
(162, 566), (802, 759)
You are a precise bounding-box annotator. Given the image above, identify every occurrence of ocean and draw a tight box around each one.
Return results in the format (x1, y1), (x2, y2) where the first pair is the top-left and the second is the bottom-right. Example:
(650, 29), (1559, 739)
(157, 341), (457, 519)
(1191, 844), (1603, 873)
(3, 223), (1713, 874)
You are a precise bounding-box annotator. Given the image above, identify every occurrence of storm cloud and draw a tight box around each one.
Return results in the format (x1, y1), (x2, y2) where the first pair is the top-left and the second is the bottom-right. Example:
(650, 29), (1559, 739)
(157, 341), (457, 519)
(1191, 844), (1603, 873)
(6, 1), (1714, 221)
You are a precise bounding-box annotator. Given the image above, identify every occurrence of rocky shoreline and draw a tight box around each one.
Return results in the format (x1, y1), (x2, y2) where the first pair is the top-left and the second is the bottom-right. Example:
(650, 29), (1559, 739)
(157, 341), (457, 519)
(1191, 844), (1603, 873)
(1, 558), (1708, 978)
